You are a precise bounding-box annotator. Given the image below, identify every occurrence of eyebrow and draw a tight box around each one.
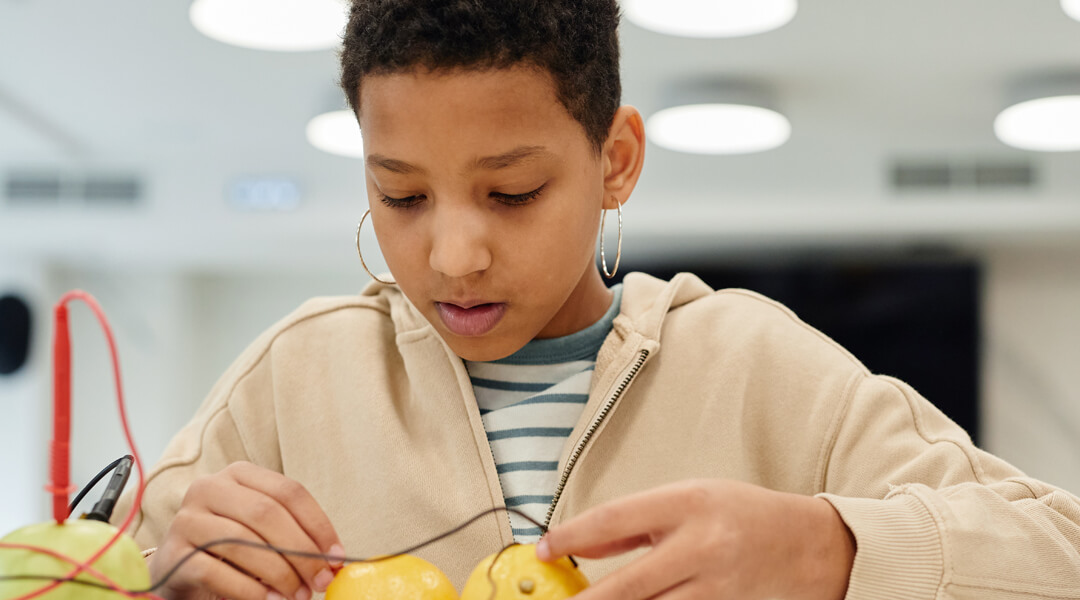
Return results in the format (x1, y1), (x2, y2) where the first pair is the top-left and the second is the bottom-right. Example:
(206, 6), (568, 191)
(366, 145), (552, 175)
(366, 154), (424, 175)
(473, 145), (551, 170)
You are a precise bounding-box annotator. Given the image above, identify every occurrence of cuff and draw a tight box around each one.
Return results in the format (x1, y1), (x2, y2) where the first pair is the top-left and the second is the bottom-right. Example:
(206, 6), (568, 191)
(817, 492), (944, 600)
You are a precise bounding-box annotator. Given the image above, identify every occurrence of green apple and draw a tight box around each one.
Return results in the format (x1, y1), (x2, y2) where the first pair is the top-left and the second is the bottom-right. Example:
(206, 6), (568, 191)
(0, 519), (150, 600)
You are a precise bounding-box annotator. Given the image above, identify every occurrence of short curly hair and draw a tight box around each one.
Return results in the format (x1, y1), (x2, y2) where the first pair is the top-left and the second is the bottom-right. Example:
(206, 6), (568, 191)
(340, 0), (622, 152)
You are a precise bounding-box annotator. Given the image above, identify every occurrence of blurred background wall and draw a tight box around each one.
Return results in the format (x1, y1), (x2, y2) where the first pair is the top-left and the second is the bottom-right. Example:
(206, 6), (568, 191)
(2, 0), (1080, 535)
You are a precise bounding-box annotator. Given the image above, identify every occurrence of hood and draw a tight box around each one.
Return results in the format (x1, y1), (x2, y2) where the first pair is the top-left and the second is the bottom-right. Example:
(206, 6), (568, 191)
(362, 270), (716, 354)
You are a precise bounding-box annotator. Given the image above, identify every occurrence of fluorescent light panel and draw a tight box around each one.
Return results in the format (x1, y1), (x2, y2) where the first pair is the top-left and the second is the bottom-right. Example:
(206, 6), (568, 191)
(307, 110), (365, 159)
(1063, 0), (1080, 22)
(190, 0), (347, 51)
(647, 104), (791, 154)
(624, 0), (797, 38)
(995, 96), (1080, 152)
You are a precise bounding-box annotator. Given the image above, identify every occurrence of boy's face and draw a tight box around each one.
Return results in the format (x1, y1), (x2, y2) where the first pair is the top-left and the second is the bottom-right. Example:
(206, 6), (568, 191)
(358, 67), (616, 361)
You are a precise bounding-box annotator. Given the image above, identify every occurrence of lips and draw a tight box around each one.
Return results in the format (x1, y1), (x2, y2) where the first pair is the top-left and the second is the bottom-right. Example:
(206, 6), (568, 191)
(436, 302), (507, 337)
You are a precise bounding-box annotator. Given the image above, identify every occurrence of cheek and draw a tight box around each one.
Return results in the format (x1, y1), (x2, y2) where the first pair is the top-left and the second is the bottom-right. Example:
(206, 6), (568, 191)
(553, 209), (600, 260)
(505, 202), (600, 285)
(369, 206), (428, 275)
(548, 183), (603, 253)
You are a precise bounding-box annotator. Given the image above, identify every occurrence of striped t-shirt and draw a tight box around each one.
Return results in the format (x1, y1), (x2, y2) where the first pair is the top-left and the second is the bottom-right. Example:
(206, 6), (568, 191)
(465, 285), (622, 543)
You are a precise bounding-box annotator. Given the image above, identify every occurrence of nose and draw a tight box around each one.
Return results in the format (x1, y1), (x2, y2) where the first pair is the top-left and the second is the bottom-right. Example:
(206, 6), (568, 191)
(428, 205), (492, 278)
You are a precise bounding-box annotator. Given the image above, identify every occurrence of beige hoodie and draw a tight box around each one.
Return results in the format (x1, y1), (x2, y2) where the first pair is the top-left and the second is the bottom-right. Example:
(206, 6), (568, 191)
(116, 272), (1080, 599)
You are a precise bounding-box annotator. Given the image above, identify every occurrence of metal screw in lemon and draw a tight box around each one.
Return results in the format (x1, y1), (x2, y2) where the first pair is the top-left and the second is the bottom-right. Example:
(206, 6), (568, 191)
(460, 544), (588, 600)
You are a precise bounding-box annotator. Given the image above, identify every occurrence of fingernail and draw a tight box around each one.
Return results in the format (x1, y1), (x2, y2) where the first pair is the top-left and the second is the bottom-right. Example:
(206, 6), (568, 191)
(327, 544), (345, 566)
(314, 568), (335, 592)
(535, 538), (551, 561)
(266, 593), (285, 600)
(294, 586), (311, 600)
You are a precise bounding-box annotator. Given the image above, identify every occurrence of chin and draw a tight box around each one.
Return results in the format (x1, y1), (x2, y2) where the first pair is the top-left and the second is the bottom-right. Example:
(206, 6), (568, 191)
(444, 333), (524, 362)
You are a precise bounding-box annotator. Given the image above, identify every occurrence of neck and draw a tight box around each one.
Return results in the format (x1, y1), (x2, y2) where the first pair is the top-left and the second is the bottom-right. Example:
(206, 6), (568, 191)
(535, 265), (613, 339)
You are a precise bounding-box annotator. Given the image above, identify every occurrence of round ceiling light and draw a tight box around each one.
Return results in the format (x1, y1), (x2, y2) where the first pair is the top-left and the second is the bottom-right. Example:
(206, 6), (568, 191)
(647, 104), (791, 154)
(306, 110), (364, 158)
(1063, 0), (1080, 21)
(995, 96), (1080, 152)
(190, 0), (348, 51)
(623, 0), (797, 38)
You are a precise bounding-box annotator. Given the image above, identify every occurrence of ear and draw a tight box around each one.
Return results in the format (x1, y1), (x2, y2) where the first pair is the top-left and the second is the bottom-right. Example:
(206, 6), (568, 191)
(601, 105), (646, 210)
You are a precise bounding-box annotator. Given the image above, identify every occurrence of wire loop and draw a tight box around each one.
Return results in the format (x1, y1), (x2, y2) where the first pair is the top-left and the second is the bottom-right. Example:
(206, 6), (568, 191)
(356, 209), (395, 285)
(599, 202), (623, 279)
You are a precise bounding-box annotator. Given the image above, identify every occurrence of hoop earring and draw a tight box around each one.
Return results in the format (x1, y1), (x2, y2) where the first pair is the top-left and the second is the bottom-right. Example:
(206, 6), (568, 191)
(599, 201), (622, 279)
(356, 209), (395, 285)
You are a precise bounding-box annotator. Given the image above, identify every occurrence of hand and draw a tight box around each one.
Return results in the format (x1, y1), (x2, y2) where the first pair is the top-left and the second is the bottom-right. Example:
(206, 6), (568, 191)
(149, 461), (344, 600)
(536, 479), (855, 600)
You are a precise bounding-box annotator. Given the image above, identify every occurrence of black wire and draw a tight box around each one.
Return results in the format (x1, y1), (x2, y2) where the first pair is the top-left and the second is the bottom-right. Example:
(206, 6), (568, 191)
(485, 541), (520, 600)
(67, 455), (133, 518)
(85, 455), (134, 523)
(0, 506), (578, 595)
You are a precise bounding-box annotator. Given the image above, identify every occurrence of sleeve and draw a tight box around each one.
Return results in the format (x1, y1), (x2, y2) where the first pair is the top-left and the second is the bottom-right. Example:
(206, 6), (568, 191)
(817, 374), (1080, 600)
(110, 348), (282, 552)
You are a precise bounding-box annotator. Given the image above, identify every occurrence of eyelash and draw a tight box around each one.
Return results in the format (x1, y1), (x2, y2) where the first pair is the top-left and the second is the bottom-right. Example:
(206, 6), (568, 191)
(379, 194), (424, 209)
(379, 183), (547, 209)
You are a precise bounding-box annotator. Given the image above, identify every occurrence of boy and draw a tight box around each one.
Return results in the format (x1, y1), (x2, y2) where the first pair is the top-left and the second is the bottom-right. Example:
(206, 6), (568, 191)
(117, 1), (1080, 599)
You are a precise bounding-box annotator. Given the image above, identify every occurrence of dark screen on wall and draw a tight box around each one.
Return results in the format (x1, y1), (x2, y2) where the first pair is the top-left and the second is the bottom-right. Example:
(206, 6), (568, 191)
(613, 260), (981, 444)
(0, 294), (33, 376)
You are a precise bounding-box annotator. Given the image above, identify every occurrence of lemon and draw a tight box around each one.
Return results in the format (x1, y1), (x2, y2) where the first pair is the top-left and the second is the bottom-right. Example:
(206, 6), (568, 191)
(460, 544), (588, 600)
(325, 554), (458, 600)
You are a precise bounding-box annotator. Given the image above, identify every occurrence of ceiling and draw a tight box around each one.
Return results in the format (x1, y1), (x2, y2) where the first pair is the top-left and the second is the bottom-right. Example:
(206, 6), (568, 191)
(2, 0), (1080, 271)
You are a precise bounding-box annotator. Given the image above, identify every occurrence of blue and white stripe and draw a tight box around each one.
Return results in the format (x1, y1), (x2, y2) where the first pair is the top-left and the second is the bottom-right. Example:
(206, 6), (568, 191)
(465, 284), (622, 543)
(469, 360), (593, 542)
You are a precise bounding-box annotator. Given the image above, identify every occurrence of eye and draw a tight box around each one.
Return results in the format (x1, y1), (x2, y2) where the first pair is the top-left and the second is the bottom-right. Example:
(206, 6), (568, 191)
(379, 193), (425, 208)
(491, 183), (547, 206)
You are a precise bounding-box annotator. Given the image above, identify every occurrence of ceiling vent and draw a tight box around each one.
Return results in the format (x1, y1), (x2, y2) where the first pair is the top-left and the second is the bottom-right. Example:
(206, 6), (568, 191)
(4, 171), (143, 207)
(890, 159), (1035, 193)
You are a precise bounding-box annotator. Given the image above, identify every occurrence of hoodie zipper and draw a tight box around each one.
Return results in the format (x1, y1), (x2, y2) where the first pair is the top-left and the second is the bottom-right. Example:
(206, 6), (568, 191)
(485, 438), (516, 539)
(544, 349), (650, 528)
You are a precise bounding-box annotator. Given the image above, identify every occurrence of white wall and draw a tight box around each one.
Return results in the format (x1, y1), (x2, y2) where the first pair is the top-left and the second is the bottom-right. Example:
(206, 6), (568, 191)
(0, 261), (49, 535)
(187, 269), (365, 394)
(982, 247), (1080, 492)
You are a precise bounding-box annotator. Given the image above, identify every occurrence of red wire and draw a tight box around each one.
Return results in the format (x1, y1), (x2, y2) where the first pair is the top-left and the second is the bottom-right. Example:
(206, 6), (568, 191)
(0, 541), (137, 596)
(48, 303), (74, 523)
(63, 291), (147, 556)
(5, 290), (150, 600)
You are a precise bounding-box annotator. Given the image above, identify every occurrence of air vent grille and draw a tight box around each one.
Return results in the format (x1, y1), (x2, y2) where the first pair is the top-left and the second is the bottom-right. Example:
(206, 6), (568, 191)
(891, 159), (1035, 192)
(83, 177), (141, 203)
(5, 175), (62, 203)
(4, 172), (143, 206)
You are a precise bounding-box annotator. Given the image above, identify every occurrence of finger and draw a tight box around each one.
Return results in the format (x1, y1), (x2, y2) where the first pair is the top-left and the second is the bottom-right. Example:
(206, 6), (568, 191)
(552, 533), (651, 560)
(155, 544), (271, 600)
(200, 474), (334, 594)
(225, 462), (342, 559)
(643, 579), (697, 600)
(181, 507), (308, 600)
(571, 545), (694, 600)
(539, 486), (681, 560)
